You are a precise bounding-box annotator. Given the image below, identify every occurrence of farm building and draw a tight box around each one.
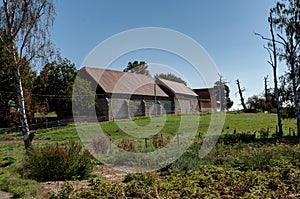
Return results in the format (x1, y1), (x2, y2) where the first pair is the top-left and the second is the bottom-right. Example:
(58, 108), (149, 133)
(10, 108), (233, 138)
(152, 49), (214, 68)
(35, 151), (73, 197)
(156, 78), (199, 113)
(78, 67), (171, 121)
(193, 88), (218, 113)
(77, 67), (201, 121)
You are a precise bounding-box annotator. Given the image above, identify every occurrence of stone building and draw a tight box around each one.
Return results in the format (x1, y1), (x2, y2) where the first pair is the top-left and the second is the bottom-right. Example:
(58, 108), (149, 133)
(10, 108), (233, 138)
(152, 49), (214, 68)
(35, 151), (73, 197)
(79, 67), (171, 121)
(78, 67), (201, 121)
(156, 78), (199, 113)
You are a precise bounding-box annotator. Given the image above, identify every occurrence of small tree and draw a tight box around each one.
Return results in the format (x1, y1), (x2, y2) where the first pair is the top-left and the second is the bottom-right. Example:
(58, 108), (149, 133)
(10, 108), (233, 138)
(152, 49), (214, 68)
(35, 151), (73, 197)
(213, 79), (233, 111)
(0, 0), (56, 149)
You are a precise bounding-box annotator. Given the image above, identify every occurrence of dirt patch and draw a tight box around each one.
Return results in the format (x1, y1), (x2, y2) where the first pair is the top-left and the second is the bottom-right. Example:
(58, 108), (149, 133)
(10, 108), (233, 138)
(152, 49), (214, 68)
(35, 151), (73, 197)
(39, 164), (128, 196)
(0, 191), (13, 199)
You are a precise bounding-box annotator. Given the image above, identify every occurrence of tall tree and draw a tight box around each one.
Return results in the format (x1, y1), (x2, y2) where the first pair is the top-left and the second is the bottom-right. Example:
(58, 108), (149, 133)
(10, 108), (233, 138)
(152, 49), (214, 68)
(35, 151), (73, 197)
(34, 59), (77, 119)
(154, 73), (187, 85)
(255, 12), (284, 136)
(271, 0), (300, 135)
(123, 61), (150, 76)
(0, 0), (56, 149)
(0, 31), (36, 127)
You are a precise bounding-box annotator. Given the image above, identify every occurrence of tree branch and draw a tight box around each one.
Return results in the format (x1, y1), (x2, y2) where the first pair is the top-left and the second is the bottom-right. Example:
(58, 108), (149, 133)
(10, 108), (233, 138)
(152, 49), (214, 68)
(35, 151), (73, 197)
(254, 32), (285, 46)
(264, 46), (274, 67)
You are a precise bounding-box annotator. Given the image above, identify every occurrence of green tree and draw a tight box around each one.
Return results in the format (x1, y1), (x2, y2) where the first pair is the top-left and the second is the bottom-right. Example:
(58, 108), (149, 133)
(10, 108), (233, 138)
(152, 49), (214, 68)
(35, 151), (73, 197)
(34, 59), (77, 119)
(0, 31), (35, 128)
(246, 95), (274, 112)
(72, 76), (95, 117)
(0, 0), (56, 149)
(123, 61), (150, 76)
(214, 80), (233, 111)
(154, 73), (187, 85)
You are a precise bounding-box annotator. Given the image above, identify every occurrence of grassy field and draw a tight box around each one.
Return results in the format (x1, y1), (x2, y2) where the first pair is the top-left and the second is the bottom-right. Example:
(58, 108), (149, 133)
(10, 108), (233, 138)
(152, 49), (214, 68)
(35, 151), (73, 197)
(0, 113), (299, 198)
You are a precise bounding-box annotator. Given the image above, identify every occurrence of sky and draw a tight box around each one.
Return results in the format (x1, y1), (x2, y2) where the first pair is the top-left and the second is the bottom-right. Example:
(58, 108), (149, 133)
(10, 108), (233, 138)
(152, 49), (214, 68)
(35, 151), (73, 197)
(51, 0), (284, 110)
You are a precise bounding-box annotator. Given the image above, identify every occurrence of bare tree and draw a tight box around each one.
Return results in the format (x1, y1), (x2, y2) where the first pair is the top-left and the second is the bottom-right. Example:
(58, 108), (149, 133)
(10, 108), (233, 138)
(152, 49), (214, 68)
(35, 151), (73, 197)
(271, 0), (300, 136)
(255, 12), (283, 137)
(236, 79), (247, 110)
(0, 0), (56, 149)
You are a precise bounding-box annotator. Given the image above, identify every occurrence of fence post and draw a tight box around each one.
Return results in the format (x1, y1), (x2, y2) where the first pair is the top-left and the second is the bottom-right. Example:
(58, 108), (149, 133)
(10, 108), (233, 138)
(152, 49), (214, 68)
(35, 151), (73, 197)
(145, 138), (148, 148)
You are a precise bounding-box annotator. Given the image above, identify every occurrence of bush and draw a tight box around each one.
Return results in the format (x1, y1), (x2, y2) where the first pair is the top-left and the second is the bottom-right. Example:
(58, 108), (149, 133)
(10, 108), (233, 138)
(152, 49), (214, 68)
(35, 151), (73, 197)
(89, 135), (111, 154)
(118, 138), (137, 152)
(152, 134), (169, 148)
(21, 140), (93, 181)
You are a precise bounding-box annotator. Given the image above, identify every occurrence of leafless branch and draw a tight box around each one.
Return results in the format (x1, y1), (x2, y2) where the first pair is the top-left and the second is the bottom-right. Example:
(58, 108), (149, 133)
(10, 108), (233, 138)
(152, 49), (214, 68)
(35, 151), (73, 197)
(264, 46), (274, 67)
(255, 32), (285, 46)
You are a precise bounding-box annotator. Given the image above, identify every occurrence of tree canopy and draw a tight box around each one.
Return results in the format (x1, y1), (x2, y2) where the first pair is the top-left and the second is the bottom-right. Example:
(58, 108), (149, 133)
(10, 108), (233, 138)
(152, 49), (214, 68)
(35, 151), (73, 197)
(154, 73), (187, 85)
(0, 0), (56, 148)
(123, 61), (150, 76)
(214, 80), (233, 111)
(33, 58), (77, 119)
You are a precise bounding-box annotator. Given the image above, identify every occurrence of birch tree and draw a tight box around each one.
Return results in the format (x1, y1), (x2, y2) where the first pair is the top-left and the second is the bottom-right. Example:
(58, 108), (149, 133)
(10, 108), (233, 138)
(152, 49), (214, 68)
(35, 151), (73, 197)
(0, 0), (56, 149)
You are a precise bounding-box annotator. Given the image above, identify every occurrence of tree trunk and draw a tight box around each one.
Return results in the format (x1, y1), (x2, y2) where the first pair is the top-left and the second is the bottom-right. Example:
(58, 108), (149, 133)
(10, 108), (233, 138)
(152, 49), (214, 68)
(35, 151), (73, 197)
(264, 76), (268, 107)
(291, 64), (300, 136)
(236, 79), (247, 110)
(10, 45), (34, 149)
(273, 66), (283, 137)
(269, 14), (283, 137)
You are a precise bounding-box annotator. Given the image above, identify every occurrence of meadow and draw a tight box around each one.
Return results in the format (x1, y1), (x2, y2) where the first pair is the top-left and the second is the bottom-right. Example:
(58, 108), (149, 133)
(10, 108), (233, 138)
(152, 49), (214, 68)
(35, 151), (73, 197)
(0, 113), (299, 198)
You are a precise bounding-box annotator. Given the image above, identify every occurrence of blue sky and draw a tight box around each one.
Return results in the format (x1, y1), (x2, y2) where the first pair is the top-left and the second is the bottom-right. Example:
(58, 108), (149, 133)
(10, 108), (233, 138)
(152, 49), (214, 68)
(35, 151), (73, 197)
(51, 0), (282, 110)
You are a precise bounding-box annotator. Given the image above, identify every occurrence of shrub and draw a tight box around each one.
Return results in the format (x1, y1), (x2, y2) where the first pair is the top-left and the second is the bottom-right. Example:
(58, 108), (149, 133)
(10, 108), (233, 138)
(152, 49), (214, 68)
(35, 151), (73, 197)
(118, 138), (137, 152)
(21, 140), (93, 181)
(234, 150), (273, 171)
(220, 132), (256, 144)
(152, 134), (169, 148)
(89, 135), (111, 154)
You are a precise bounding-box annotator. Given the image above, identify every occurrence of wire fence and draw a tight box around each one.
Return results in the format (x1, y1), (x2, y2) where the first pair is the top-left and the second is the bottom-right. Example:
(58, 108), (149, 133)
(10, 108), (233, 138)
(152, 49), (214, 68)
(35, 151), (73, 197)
(0, 118), (75, 135)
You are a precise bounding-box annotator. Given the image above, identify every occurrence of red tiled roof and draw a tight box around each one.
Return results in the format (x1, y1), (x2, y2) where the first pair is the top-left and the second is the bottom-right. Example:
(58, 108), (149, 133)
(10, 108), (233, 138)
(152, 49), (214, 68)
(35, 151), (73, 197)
(156, 78), (198, 97)
(83, 67), (169, 97)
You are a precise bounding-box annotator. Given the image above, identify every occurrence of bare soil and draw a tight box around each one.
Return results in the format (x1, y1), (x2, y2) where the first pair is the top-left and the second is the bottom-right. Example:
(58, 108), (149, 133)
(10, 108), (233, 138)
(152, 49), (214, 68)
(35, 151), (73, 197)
(39, 164), (128, 196)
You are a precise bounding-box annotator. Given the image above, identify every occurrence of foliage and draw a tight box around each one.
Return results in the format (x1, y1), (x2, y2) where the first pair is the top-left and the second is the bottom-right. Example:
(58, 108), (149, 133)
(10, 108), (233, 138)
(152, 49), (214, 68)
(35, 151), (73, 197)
(20, 140), (93, 181)
(0, 31), (36, 128)
(34, 58), (77, 119)
(53, 162), (300, 198)
(213, 80), (233, 111)
(118, 137), (137, 152)
(270, 0), (300, 134)
(0, 0), (56, 147)
(0, 113), (299, 198)
(89, 135), (111, 154)
(123, 61), (150, 76)
(154, 73), (187, 85)
(72, 76), (95, 116)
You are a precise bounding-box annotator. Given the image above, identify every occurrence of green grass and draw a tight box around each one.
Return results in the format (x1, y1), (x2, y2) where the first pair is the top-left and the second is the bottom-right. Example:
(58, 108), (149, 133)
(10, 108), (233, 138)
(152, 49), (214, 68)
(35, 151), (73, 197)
(223, 113), (296, 134)
(0, 112), (299, 198)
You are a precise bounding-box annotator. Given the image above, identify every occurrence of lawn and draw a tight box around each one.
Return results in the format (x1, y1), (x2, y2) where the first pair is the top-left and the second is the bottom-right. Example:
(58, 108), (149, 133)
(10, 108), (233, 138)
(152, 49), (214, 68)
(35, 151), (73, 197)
(0, 113), (299, 198)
